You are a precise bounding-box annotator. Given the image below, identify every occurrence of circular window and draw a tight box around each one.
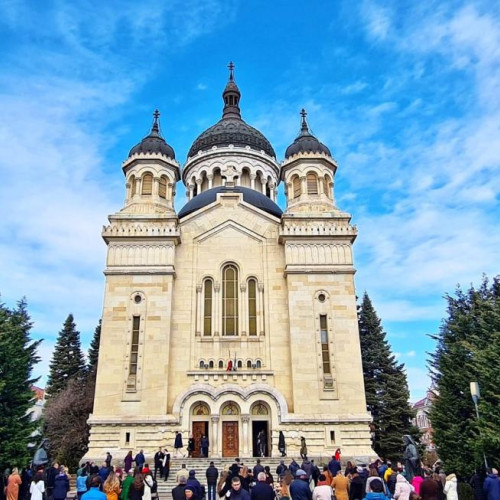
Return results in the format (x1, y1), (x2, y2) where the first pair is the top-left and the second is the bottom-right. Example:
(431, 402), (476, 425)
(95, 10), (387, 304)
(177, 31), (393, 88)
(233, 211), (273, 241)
(318, 293), (326, 303)
(134, 295), (142, 304)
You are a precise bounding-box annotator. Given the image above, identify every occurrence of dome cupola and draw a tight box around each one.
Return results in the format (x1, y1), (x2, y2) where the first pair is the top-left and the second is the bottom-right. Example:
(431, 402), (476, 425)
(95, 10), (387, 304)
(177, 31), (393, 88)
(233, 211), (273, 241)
(187, 63), (275, 159)
(128, 110), (176, 160)
(284, 109), (331, 159)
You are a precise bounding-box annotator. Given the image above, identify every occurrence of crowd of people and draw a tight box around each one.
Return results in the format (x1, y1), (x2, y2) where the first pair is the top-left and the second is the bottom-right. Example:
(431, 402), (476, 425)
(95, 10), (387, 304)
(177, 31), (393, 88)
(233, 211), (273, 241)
(1, 452), (499, 500)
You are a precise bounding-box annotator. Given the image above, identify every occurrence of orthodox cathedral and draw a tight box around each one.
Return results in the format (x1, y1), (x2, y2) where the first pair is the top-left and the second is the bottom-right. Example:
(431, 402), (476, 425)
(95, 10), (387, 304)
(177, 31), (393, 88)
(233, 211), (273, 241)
(87, 65), (374, 460)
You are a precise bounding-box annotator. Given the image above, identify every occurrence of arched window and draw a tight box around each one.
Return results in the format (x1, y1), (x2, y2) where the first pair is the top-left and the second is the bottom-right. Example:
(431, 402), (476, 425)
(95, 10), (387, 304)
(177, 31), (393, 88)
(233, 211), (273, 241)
(201, 174), (209, 192)
(256, 360), (262, 368)
(203, 279), (213, 336)
(247, 360), (252, 368)
(323, 176), (331, 197)
(237, 360), (243, 368)
(240, 169), (251, 188)
(142, 173), (153, 195)
(199, 360), (205, 368)
(213, 168), (222, 187)
(222, 264), (238, 336)
(159, 176), (167, 199)
(307, 173), (318, 194)
(218, 360), (224, 369)
(209, 360), (214, 368)
(293, 176), (301, 198)
(248, 278), (257, 336)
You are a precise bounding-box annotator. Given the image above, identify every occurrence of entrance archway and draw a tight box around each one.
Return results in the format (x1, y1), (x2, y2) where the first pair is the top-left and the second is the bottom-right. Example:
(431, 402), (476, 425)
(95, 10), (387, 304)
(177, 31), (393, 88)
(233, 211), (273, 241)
(250, 401), (271, 457)
(221, 402), (240, 457)
(191, 402), (210, 458)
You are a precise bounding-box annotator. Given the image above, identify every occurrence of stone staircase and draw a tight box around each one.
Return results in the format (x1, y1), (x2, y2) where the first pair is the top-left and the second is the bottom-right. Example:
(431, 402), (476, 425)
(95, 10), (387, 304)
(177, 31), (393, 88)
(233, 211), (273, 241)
(156, 457), (328, 500)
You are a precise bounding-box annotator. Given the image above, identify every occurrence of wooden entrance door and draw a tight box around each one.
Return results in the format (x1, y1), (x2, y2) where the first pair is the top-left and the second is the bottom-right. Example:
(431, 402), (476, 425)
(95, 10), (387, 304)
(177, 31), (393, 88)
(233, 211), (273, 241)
(192, 421), (207, 458)
(222, 421), (239, 457)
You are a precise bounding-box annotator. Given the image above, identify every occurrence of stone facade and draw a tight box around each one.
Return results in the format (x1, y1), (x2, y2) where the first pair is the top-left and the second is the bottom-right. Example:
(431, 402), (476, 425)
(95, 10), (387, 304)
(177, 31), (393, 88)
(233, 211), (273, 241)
(86, 70), (374, 462)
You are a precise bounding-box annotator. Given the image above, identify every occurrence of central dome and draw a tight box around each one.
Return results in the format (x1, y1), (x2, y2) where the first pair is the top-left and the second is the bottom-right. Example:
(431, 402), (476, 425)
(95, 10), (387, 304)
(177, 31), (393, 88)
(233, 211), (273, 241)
(187, 118), (275, 159)
(187, 63), (275, 159)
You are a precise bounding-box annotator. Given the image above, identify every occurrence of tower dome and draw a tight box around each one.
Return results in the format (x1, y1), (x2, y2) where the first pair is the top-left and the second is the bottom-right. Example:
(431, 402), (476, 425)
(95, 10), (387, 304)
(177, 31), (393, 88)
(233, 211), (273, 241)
(128, 110), (176, 159)
(187, 63), (275, 159)
(284, 109), (331, 159)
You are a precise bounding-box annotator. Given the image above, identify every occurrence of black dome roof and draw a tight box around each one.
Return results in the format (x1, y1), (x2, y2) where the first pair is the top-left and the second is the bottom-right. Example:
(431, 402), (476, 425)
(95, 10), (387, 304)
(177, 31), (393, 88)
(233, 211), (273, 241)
(188, 118), (275, 159)
(178, 186), (282, 219)
(285, 109), (331, 159)
(187, 63), (275, 159)
(128, 110), (175, 159)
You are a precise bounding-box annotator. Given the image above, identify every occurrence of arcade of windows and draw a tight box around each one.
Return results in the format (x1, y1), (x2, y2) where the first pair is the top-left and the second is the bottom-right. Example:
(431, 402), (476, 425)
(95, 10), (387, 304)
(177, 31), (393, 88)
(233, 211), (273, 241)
(290, 171), (332, 200)
(198, 264), (264, 337)
(198, 358), (263, 370)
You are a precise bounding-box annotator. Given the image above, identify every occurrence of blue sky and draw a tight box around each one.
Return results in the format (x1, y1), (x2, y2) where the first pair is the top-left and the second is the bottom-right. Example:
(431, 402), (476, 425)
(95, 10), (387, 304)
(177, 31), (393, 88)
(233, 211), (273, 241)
(1, 0), (499, 401)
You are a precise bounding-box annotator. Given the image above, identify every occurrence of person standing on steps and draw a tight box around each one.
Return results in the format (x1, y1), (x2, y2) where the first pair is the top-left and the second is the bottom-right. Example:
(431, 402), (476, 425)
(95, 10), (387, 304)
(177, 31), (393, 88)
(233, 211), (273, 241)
(163, 449), (171, 482)
(174, 432), (184, 458)
(201, 435), (210, 458)
(153, 448), (164, 480)
(187, 434), (195, 458)
(206, 462), (219, 500)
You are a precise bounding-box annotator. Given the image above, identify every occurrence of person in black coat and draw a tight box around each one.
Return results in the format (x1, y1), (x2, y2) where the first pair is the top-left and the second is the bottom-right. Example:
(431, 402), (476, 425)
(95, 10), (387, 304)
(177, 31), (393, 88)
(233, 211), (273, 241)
(172, 477), (187, 500)
(174, 431), (184, 458)
(251, 473), (275, 500)
(206, 462), (219, 500)
(349, 470), (365, 500)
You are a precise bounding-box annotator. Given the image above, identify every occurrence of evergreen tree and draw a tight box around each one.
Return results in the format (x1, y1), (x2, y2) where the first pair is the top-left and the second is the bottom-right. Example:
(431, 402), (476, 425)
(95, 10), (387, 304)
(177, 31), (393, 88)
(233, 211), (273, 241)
(358, 292), (420, 460)
(46, 314), (86, 397)
(87, 319), (101, 372)
(429, 277), (500, 477)
(0, 298), (41, 469)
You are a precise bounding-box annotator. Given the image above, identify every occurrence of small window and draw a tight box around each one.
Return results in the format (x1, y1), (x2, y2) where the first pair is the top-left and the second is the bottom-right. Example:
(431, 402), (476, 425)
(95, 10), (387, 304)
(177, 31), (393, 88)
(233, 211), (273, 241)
(307, 173), (318, 194)
(330, 431), (335, 443)
(293, 176), (301, 198)
(237, 360), (242, 368)
(209, 360), (214, 368)
(219, 360), (224, 369)
(320, 315), (331, 375)
(159, 176), (167, 198)
(256, 360), (262, 368)
(142, 173), (153, 195)
(199, 360), (205, 369)
(125, 432), (130, 445)
(247, 360), (252, 368)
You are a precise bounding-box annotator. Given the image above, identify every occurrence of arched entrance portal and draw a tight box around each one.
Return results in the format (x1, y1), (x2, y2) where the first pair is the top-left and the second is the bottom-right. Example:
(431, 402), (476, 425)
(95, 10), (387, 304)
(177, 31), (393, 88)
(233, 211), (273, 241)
(251, 401), (271, 457)
(191, 402), (210, 458)
(221, 402), (240, 457)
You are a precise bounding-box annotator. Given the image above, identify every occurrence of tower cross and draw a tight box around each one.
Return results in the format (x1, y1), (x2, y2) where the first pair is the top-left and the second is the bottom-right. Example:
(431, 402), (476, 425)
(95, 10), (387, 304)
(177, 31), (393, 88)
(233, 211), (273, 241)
(228, 61), (235, 81)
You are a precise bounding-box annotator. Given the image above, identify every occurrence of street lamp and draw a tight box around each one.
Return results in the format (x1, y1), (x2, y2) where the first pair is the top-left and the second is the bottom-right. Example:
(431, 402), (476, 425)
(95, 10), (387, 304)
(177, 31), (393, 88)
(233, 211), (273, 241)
(470, 381), (489, 469)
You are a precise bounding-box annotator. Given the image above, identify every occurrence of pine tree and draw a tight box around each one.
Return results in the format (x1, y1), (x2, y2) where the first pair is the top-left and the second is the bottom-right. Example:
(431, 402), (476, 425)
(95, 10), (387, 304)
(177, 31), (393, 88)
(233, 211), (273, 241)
(87, 319), (101, 372)
(46, 314), (86, 397)
(429, 277), (500, 477)
(0, 298), (41, 469)
(358, 292), (420, 461)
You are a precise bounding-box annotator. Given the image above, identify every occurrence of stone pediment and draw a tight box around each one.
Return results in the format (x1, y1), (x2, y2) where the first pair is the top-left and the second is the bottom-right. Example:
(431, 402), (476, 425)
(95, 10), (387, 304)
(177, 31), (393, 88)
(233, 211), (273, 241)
(194, 219), (265, 244)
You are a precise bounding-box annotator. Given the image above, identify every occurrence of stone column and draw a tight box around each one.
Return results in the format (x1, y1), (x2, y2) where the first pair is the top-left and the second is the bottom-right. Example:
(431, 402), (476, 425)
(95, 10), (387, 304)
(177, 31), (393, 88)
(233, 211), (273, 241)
(208, 174), (213, 190)
(270, 182), (276, 202)
(188, 183), (195, 201)
(214, 282), (220, 336)
(260, 177), (267, 194)
(196, 284), (202, 336)
(135, 177), (142, 197)
(250, 173), (256, 191)
(196, 178), (203, 195)
(211, 416), (220, 457)
(242, 414), (250, 456)
(318, 177), (325, 196)
(300, 176), (307, 196)
(125, 182), (131, 203)
(153, 177), (160, 200)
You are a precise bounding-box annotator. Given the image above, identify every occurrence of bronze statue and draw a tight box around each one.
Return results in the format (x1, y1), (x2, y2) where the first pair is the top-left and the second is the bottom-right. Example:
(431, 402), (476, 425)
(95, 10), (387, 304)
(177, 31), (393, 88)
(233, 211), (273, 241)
(402, 435), (420, 480)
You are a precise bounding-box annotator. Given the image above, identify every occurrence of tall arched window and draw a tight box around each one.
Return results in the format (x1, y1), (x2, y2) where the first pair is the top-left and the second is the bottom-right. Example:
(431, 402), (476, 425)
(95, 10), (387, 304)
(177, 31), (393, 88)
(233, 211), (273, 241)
(222, 264), (238, 336)
(248, 278), (257, 336)
(142, 173), (153, 195)
(293, 176), (301, 198)
(307, 173), (318, 194)
(159, 176), (167, 199)
(203, 279), (213, 336)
